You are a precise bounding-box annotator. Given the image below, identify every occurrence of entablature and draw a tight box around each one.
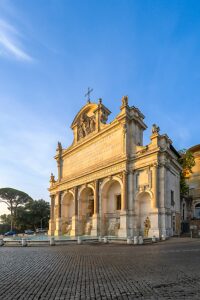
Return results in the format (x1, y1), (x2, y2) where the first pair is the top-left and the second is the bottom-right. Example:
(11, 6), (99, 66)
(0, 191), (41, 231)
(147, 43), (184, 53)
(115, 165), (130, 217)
(49, 159), (127, 194)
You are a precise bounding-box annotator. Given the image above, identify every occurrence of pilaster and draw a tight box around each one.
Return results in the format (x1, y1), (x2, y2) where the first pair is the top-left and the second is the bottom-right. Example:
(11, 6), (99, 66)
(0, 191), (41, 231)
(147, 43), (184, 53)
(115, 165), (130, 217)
(158, 164), (168, 237)
(152, 163), (158, 210)
(118, 171), (128, 237)
(48, 195), (55, 236)
(91, 180), (99, 236)
(54, 218), (62, 236)
(70, 187), (78, 236)
(54, 192), (62, 236)
(121, 171), (128, 211)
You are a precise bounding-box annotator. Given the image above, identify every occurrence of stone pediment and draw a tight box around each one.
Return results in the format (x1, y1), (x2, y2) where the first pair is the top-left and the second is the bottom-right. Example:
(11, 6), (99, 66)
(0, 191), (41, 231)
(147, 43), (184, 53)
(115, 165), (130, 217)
(71, 101), (111, 143)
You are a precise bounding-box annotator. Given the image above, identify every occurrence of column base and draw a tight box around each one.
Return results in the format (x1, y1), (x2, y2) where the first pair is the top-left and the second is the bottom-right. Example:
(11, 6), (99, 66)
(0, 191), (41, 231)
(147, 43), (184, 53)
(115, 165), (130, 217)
(118, 211), (128, 238)
(91, 214), (99, 236)
(48, 219), (55, 236)
(131, 228), (140, 237)
(54, 218), (62, 236)
(148, 228), (160, 238)
(160, 229), (168, 239)
(70, 215), (78, 237)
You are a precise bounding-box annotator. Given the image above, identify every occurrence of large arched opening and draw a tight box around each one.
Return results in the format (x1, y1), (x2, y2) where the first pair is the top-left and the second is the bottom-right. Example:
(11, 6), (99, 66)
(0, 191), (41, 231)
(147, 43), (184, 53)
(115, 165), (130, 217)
(101, 179), (122, 236)
(79, 187), (94, 235)
(137, 192), (152, 236)
(61, 192), (74, 235)
(194, 203), (200, 219)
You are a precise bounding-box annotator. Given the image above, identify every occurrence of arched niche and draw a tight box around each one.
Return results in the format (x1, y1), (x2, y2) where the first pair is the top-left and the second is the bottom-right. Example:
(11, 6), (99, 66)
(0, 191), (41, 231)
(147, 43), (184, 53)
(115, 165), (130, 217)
(136, 192), (152, 234)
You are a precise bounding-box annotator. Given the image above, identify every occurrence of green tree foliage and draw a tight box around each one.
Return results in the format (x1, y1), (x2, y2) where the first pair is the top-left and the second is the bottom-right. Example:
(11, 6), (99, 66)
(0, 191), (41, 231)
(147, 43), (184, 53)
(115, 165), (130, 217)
(179, 149), (195, 197)
(0, 214), (12, 234)
(0, 199), (50, 232)
(179, 149), (196, 174)
(180, 175), (190, 197)
(0, 214), (11, 225)
(0, 224), (10, 234)
(0, 188), (33, 230)
(22, 199), (50, 230)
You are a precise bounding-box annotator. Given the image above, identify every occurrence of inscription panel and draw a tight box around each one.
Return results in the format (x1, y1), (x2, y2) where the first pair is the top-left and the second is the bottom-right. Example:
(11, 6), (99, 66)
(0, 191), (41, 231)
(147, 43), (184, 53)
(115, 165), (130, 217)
(51, 162), (126, 193)
(63, 128), (123, 178)
(139, 170), (148, 185)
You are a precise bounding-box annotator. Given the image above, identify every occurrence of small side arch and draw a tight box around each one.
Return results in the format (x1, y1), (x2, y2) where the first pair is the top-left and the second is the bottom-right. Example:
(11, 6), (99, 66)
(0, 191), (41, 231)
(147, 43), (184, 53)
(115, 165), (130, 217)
(194, 201), (200, 219)
(135, 190), (153, 200)
(62, 190), (74, 203)
(100, 176), (123, 195)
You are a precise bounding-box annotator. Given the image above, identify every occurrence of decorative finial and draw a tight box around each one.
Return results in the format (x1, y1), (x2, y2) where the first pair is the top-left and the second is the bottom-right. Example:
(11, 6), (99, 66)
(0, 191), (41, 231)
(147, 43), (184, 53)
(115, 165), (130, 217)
(98, 98), (102, 104)
(57, 141), (62, 152)
(85, 87), (93, 103)
(122, 95), (128, 106)
(152, 124), (160, 134)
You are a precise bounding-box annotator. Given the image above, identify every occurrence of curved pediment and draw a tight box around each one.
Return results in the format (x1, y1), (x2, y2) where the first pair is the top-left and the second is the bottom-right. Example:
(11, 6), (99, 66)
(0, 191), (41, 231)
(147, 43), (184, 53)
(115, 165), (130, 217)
(71, 103), (98, 128)
(71, 100), (111, 143)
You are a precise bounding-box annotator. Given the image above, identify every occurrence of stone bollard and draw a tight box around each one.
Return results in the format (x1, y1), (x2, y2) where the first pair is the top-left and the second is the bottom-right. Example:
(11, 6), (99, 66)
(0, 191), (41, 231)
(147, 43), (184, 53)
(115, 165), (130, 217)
(161, 234), (166, 241)
(21, 238), (27, 247)
(0, 239), (4, 246)
(152, 236), (157, 243)
(103, 237), (108, 244)
(133, 236), (138, 245)
(50, 237), (55, 246)
(138, 236), (143, 245)
(127, 237), (133, 245)
(77, 236), (82, 245)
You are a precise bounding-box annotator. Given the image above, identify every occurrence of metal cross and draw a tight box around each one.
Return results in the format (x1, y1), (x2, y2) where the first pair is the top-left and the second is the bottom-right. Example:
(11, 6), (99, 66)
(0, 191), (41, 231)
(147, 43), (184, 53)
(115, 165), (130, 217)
(85, 87), (93, 103)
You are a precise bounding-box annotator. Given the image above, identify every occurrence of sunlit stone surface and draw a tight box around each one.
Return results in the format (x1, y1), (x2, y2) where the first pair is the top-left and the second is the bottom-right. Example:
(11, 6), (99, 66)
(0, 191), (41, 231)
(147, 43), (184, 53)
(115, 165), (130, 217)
(49, 96), (182, 239)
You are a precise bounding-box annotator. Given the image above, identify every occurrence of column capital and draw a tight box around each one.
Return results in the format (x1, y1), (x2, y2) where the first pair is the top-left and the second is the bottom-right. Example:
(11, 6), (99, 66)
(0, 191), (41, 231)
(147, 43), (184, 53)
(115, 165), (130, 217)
(122, 170), (128, 182)
(73, 186), (78, 193)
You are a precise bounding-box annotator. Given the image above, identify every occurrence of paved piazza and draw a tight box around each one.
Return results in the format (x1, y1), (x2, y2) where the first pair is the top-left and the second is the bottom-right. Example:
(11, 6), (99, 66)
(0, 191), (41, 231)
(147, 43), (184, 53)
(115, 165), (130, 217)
(1, 238), (200, 300)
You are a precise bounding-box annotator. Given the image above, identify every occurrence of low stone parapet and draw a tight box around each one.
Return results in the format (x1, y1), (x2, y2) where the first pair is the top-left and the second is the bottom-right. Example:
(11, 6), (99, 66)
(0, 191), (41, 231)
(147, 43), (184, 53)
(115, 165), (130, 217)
(1, 235), (166, 247)
(143, 238), (153, 244)
(3, 239), (21, 246)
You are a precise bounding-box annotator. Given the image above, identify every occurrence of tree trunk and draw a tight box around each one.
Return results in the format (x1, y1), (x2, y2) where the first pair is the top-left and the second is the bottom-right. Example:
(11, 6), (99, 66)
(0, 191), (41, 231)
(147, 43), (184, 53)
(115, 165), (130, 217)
(10, 204), (13, 231)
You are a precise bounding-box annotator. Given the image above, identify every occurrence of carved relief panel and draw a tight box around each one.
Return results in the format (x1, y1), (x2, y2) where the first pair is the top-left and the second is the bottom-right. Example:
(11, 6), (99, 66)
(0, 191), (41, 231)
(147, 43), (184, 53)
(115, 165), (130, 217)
(77, 113), (96, 141)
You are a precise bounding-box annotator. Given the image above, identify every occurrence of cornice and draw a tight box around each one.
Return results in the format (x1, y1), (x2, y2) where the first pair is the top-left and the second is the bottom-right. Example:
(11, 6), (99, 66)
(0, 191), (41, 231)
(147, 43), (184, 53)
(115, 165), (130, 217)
(132, 147), (160, 160)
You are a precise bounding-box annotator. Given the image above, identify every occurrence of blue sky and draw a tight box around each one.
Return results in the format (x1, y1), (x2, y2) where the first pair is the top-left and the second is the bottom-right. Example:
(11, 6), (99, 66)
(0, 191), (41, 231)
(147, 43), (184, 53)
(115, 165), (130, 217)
(0, 0), (200, 214)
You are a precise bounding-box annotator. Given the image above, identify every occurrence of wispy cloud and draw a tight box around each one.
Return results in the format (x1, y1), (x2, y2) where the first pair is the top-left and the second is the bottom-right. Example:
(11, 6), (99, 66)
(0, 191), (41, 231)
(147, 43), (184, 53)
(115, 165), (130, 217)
(0, 96), (70, 206)
(0, 19), (33, 62)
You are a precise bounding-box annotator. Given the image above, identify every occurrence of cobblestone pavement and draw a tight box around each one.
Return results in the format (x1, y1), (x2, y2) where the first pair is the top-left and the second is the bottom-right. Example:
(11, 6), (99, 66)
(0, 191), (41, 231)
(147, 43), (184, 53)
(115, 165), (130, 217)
(1, 238), (200, 300)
